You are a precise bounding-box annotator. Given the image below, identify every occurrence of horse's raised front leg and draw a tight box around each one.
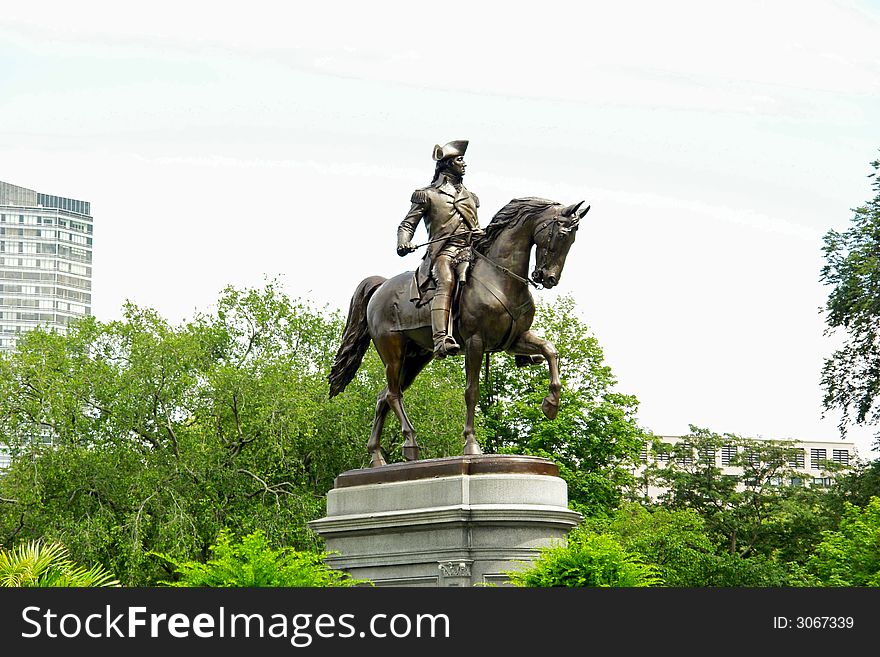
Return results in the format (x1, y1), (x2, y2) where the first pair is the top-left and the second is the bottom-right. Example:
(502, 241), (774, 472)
(507, 330), (561, 420)
(462, 336), (484, 455)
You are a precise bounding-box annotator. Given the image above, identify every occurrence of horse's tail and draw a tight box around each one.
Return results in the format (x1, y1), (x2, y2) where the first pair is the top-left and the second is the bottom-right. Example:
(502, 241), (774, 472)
(328, 275), (386, 398)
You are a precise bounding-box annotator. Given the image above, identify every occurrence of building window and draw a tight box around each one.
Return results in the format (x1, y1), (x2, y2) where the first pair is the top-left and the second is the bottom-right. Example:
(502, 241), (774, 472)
(721, 445), (737, 466)
(639, 446), (648, 462)
(677, 444), (694, 466)
(790, 477), (803, 487)
(655, 451), (670, 463)
(746, 450), (760, 466)
(788, 449), (805, 468)
(832, 449), (850, 466)
(811, 449), (827, 469)
(699, 446), (716, 462)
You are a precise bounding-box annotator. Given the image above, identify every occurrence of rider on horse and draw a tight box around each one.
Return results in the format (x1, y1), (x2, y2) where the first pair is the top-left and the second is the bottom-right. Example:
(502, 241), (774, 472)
(396, 140), (484, 359)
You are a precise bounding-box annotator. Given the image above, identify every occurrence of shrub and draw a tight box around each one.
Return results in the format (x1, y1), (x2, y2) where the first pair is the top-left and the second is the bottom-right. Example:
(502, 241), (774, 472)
(506, 531), (662, 587)
(0, 539), (119, 587)
(155, 529), (368, 587)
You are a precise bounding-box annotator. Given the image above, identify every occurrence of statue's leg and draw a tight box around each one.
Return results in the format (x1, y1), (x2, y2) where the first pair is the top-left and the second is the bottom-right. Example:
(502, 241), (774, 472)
(397, 346), (433, 462)
(400, 346), (434, 392)
(507, 330), (561, 420)
(367, 388), (391, 467)
(387, 364), (420, 462)
(430, 256), (460, 358)
(373, 332), (420, 462)
(462, 335), (484, 455)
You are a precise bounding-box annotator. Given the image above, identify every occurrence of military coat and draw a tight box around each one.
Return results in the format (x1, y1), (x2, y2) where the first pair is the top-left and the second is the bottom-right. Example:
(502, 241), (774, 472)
(397, 174), (480, 305)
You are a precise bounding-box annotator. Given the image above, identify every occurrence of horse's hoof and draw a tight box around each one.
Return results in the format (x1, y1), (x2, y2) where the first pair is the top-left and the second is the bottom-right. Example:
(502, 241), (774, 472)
(463, 440), (483, 455)
(541, 396), (559, 420)
(369, 451), (387, 467)
(402, 444), (421, 461)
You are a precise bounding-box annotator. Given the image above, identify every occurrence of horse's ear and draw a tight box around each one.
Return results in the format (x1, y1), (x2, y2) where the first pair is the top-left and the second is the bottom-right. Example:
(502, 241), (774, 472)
(561, 200), (584, 216)
(578, 204), (590, 219)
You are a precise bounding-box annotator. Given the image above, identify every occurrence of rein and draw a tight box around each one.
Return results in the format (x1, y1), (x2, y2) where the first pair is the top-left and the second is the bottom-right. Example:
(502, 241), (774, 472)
(473, 250), (542, 289)
(473, 215), (563, 290)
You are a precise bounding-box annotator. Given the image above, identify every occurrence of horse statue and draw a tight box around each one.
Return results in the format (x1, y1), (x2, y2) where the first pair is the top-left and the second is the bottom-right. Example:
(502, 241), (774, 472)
(328, 196), (588, 467)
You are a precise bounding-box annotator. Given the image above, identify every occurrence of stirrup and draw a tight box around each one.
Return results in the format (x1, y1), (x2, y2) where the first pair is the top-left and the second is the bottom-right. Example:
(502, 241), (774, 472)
(433, 336), (461, 359)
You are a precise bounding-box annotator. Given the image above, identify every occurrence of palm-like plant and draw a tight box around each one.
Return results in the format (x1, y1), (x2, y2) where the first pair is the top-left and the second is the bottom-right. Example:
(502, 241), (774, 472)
(0, 540), (119, 587)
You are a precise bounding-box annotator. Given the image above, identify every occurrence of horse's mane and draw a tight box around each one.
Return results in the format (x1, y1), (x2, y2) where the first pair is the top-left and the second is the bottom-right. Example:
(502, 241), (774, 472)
(474, 197), (560, 253)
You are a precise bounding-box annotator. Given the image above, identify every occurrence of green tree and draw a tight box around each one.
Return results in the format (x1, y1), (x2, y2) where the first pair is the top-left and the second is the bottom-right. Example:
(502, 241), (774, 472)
(584, 503), (713, 587)
(820, 150), (880, 445)
(479, 296), (647, 514)
(825, 457), (880, 514)
(796, 496), (880, 586)
(650, 426), (825, 560)
(581, 503), (790, 587)
(0, 282), (391, 584)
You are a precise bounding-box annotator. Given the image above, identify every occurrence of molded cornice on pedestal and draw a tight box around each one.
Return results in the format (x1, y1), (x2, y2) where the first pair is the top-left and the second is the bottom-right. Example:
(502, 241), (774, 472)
(333, 454), (560, 488)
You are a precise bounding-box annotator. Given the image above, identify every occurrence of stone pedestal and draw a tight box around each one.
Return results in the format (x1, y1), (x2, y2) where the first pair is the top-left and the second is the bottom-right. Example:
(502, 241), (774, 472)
(308, 454), (582, 587)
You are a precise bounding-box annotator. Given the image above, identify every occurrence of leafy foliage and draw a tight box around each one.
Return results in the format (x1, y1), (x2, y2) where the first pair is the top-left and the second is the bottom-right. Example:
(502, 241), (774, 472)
(820, 457), (880, 538)
(648, 426), (833, 561)
(820, 150), (880, 445)
(794, 496), (880, 586)
(0, 539), (118, 587)
(155, 529), (366, 587)
(578, 503), (791, 587)
(0, 281), (385, 584)
(584, 503), (713, 586)
(506, 527), (661, 587)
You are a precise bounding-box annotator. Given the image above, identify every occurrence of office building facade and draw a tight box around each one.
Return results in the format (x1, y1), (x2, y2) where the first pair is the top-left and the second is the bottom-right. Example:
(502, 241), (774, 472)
(634, 435), (857, 500)
(0, 180), (93, 351)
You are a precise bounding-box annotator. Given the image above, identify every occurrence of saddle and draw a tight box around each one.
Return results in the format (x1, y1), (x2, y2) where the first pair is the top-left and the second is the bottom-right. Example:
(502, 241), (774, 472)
(393, 280), (462, 333)
(391, 253), (534, 356)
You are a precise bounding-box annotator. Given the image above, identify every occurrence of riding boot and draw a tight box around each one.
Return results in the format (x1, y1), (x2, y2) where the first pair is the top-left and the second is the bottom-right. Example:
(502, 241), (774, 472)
(431, 292), (460, 358)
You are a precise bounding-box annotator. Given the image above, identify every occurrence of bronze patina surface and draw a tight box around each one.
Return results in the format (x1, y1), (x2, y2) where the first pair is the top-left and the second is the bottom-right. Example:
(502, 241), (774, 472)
(396, 140), (482, 360)
(333, 454), (559, 488)
(327, 140), (589, 467)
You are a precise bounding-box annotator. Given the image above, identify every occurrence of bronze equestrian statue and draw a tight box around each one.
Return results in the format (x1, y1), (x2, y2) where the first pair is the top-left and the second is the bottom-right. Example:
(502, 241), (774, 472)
(329, 141), (588, 466)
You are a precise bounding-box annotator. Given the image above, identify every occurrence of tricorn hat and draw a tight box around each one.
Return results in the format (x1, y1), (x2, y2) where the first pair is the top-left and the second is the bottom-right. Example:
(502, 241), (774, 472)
(432, 140), (469, 161)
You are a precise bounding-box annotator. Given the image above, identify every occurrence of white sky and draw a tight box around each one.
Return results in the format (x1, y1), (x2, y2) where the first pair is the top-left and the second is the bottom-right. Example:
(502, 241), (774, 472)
(2, 0), (879, 457)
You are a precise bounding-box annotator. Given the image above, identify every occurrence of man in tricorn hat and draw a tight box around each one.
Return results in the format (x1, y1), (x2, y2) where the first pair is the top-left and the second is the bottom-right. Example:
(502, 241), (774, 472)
(397, 140), (483, 358)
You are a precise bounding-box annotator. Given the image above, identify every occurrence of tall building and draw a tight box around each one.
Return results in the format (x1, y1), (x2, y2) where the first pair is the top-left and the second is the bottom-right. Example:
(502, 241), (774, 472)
(0, 180), (93, 351)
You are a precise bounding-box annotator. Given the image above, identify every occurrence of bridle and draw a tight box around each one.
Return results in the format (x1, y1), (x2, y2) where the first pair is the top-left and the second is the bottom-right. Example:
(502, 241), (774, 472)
(473, 212), (576, 290)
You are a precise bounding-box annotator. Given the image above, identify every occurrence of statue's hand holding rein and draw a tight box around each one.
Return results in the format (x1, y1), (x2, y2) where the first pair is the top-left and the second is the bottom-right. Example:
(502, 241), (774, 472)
(397, 242), (415, 256)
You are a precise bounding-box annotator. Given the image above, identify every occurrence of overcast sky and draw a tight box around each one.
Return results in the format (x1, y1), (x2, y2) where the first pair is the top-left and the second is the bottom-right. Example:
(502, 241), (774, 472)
(2, 0), (879, 457)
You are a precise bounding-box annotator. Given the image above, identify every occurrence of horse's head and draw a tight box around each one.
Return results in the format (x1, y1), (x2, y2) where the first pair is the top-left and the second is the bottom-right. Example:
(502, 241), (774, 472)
(531, 200), (588, 288)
